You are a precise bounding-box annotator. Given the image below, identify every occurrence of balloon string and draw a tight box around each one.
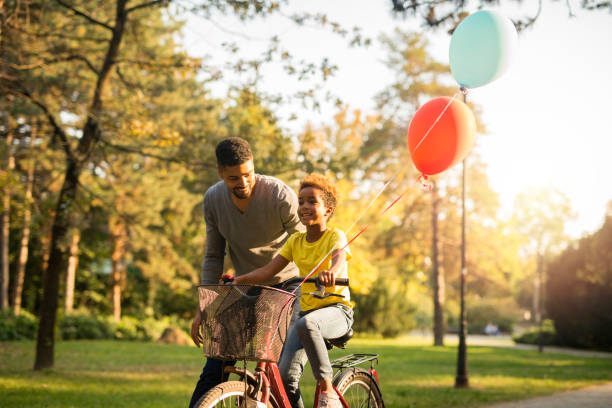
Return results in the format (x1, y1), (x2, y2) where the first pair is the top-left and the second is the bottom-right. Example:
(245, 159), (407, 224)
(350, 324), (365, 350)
(290, 186), (412, 295)
(412, 91), (460, 154)
(346, 165), (403, 234)
(350, 87), (464, 235)
(292, 87), (466, 294)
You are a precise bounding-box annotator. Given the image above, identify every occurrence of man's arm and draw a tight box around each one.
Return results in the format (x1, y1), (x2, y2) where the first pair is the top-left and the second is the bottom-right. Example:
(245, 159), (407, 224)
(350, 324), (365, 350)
(201, 196), (226, 284)
(233, 255), (290, 285)
(193, 194), (226, 347)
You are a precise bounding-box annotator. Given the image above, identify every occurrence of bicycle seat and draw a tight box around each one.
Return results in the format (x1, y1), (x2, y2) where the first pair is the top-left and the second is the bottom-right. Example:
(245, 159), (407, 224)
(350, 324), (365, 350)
(324, 328), (354, 350)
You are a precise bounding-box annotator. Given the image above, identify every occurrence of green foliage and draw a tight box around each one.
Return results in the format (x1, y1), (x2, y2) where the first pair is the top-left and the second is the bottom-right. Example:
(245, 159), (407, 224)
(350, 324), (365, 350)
(513, 319), (559, 346)
(60, 314), (114, 340)
(53, 312), (190, 342)
(466, 297), (521, 334)
(352, 276), (419, 338)
(546, 215), (612, 351)
(0, 310), (38, 340)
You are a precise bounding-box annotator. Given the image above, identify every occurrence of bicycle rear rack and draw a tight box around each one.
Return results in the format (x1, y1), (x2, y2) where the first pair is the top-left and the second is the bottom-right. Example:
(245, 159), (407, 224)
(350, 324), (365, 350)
(330, 353), (379, 369)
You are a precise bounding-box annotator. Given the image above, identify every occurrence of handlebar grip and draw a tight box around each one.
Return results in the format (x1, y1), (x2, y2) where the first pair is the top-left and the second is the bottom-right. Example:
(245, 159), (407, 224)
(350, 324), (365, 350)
(221, 274), (234, 284)
(334, 278), (349, 286)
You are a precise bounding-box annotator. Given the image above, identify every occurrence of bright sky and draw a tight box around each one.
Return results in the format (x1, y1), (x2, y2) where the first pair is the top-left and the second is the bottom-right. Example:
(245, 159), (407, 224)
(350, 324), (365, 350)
(183, 0), (612, 238)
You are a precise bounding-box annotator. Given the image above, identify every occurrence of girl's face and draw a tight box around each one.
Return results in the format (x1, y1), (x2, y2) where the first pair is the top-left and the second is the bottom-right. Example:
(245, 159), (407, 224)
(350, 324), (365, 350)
(298, 187), (332, 227)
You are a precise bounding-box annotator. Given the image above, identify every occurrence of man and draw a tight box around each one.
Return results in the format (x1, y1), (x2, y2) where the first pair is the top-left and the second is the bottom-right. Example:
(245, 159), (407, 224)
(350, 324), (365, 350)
(189, 137), (303, 408)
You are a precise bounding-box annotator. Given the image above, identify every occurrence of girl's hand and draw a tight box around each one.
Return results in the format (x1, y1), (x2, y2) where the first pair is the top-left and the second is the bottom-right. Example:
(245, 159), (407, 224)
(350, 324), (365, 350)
(318, 270), (336, 287)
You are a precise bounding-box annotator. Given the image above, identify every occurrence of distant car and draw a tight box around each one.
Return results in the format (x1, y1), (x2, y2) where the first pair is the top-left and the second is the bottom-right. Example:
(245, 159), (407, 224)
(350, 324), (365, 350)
(484, 323), (500, 336)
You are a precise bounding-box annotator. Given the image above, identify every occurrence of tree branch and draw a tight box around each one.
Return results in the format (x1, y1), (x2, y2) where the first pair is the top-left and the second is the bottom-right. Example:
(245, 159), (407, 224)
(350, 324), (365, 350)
(55, 0), (114, 31)
(99, 138), (183, 163)
(54, 55), (100, 75)
(6, 86), (76, 163)
(126, 0), (170, 14)
(9, 55), (99, 75)
(115, 65), (144, 92)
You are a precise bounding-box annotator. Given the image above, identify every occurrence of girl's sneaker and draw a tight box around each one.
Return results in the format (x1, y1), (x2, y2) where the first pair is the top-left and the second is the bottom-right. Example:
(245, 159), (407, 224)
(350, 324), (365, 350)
(317, 391), (342, 408)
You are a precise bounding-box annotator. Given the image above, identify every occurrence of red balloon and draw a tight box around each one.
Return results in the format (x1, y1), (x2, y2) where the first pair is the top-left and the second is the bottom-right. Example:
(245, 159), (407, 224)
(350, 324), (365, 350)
(407, 97), (476, 175)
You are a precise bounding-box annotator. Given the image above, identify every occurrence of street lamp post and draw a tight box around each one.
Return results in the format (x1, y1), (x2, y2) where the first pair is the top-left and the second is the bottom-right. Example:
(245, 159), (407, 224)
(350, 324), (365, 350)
(455, 91), (469, 388)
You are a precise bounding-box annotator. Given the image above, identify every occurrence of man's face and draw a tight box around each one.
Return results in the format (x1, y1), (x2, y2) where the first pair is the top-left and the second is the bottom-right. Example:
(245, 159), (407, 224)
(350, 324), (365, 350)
(218, 159), (255, 200)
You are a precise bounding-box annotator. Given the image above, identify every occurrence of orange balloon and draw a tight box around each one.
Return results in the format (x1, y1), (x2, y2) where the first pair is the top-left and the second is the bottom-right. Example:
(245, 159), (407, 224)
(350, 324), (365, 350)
(407, 97), (476, 175)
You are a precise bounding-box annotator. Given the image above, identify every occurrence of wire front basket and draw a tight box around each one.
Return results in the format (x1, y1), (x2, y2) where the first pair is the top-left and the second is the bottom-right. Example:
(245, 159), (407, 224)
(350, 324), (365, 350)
(198, 284), (296, 362)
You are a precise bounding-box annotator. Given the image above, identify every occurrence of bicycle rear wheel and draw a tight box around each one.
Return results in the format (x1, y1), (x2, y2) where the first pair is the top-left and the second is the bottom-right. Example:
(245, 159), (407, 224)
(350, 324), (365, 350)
(333, 368), (384, 408)
(195, 380), (280, 408)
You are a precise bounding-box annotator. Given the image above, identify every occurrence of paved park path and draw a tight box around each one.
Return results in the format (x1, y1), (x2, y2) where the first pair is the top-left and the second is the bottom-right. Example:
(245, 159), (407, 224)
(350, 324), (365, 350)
(485, 382), (612, 408)
(463, 334), (612, 408)
(408, 333), (612, 407)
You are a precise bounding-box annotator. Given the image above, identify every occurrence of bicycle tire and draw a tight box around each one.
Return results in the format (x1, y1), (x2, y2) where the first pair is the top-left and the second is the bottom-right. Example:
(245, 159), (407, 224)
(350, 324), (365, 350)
(333, 368), (384, 408)
(195, 380), (280, 408)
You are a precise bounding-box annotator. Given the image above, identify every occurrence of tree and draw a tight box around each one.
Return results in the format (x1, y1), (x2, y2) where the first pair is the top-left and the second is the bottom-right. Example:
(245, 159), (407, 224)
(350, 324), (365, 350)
(365, 30), (455, 343)
(546, 209), (612, 350)
(0, 128), (14, 310)
(12, 122), (37, 316)
(390, 0), (612, 30)
(512, 187), (574, 325)
(1, 0), (200, 370)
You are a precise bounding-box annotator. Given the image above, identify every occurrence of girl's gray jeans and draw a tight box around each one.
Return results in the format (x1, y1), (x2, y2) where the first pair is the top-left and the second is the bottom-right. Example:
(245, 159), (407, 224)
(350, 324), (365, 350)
(278, 303), (353, 408)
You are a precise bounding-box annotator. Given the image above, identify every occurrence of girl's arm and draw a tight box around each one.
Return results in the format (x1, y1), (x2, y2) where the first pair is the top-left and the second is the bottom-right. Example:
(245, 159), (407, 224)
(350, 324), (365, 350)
(233, 254), (290, 285)
(318, 249), (347, 287)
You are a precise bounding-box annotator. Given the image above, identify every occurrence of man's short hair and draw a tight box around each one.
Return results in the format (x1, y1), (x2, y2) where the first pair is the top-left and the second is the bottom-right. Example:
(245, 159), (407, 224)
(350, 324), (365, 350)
(215, 137), (253, 167)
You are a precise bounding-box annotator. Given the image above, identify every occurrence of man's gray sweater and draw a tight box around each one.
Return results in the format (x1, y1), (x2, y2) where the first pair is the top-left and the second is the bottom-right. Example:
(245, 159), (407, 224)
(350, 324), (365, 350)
(201, 174), (303, 285)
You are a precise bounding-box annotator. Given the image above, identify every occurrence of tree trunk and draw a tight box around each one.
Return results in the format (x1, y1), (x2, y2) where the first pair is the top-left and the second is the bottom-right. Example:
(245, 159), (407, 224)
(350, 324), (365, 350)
(34, 0), (128, 370)
(13, 129), (35, 316)
(536, 252), (544, 353)
(34, 161), (78, 370)
(533, 257), (541, 323)
(64, 230), (80, 314)
(1, 132), (14, 311)
(432, 181), (445, 346)
(110, 215), (126, 322)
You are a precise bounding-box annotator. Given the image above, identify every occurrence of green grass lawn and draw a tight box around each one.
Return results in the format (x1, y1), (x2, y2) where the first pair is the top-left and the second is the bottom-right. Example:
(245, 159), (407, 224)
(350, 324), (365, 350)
(1, 337), (611, 407)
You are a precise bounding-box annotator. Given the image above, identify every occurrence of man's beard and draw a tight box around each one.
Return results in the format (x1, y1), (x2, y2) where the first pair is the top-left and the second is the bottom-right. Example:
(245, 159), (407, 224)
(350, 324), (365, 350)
(232, 187), (249, 199)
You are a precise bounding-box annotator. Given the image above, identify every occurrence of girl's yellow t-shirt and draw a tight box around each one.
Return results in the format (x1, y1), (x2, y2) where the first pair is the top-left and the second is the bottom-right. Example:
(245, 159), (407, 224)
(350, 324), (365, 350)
(279, 226), (352, 312)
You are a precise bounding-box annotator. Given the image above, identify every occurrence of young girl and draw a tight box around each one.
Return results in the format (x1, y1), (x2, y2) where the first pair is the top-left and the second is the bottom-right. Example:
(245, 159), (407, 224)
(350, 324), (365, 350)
(234, 174), (352, 408)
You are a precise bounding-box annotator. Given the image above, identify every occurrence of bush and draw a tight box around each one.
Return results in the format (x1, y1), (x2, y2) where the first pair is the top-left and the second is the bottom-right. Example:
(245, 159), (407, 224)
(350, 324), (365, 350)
(60, 313), (113, 340)
(513, 320), (559, 346)
(352, 276), (419, 338)
(137, 317), (171, 341)
(0, 309), (38, 340)
(113, 316), (141, 340)
(1, 309), (191, 343)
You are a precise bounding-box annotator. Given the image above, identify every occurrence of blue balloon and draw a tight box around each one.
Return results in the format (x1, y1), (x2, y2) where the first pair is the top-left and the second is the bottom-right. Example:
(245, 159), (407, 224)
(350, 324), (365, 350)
(449, 10), (518, 88)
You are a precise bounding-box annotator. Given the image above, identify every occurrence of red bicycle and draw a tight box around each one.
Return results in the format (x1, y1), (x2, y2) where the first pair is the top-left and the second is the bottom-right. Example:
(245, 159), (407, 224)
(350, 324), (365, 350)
(194, 277), (384, 408)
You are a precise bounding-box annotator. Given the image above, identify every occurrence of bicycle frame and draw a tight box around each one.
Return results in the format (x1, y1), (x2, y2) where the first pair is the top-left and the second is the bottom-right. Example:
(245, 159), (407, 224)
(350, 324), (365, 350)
(253, 360), (350, 408)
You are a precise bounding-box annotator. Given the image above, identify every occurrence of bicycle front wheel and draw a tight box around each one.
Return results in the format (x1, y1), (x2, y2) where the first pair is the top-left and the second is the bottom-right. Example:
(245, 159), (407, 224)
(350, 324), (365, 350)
(195, 380), (280, 408)
(333, 368), (384, 408)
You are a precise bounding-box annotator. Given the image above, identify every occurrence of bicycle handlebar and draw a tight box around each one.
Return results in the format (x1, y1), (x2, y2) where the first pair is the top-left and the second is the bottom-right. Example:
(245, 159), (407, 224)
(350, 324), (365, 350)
(281, 276), (349, 288)
(219, 275), (349, 289)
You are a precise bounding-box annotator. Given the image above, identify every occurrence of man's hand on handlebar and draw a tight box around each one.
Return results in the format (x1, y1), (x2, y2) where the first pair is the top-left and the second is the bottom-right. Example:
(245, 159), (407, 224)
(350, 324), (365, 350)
(318, 269), (336, 287)
(220, 274), (234, 284)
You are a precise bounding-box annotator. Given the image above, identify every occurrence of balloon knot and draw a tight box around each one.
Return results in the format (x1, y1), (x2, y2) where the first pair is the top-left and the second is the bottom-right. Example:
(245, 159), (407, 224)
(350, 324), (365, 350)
(418, 174), (433, 192)
(459, 86), (468, 95)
